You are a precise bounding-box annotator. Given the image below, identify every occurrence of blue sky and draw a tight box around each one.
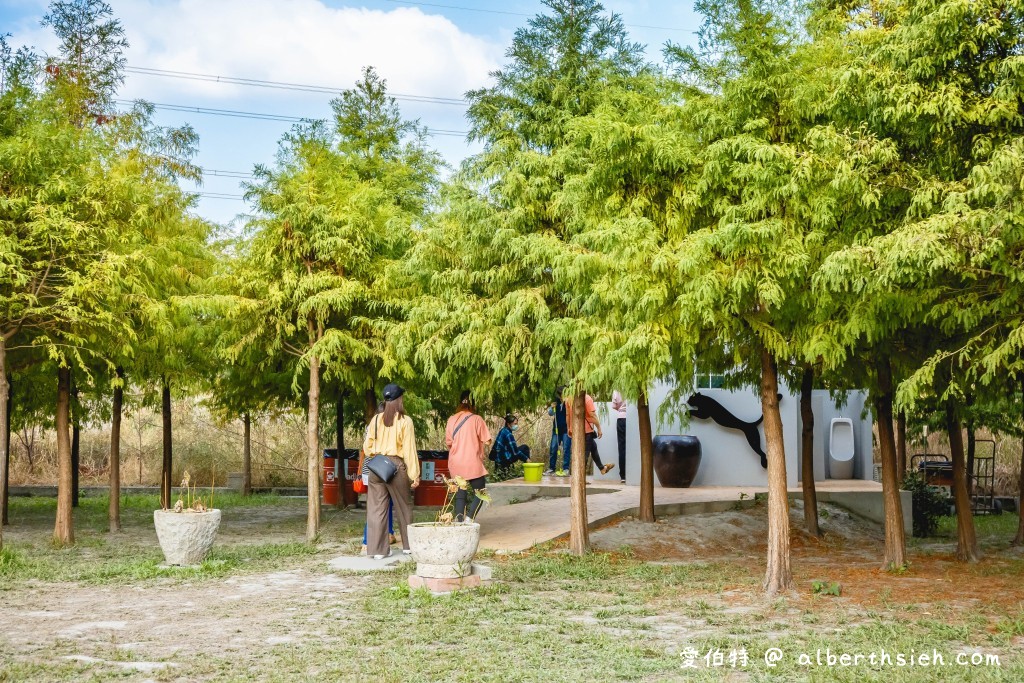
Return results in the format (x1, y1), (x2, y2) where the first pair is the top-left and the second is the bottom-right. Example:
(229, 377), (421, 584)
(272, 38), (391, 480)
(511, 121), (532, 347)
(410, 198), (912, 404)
(1, 1), (702, 228)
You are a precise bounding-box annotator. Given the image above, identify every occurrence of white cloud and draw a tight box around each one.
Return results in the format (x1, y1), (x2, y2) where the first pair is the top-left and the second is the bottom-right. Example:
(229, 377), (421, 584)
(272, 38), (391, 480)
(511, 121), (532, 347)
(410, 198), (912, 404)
(10, 0), (503, 101)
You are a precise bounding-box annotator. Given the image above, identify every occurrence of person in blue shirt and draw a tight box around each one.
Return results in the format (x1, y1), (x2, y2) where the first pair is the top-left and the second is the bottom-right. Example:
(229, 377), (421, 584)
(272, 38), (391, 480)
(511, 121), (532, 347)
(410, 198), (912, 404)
(545, 386), (570, 476)
(490, 414), (531, 474)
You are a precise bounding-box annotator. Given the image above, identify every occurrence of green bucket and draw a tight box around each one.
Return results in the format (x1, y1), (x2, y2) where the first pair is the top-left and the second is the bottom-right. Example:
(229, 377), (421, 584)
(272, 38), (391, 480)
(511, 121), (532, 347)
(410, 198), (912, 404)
(522, 462), (544, 482)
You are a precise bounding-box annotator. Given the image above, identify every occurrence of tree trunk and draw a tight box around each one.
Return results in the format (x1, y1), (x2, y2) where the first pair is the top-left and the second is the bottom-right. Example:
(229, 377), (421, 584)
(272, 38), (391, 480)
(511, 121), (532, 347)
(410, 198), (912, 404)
(2, 371), (9, 526)
(337, 390), (348, 508)
(160, 380), (172, 510)
(0, 340), (8, 547)
(306, 353), (322, 542)
(70, 374), (80, 508)
(1016, 375), (1024, 546)
(242, 412), (252, 497)
(53, 366), (74, 545)
(364, 387), (377, 422)
(71, 416), (80, 509)
(966, 422), (976, 498)
(946, 400), (979, 562)
(109, 367), (123, 532)
(875, 355), (907, 570)
(800, 365), (820, 537)
(760, 347), (792, 595)
(1015, 432), (1024, 546)
(896, 410), (908, 478)
(569, 392), (589, 555)
(637, 388), (655, 523)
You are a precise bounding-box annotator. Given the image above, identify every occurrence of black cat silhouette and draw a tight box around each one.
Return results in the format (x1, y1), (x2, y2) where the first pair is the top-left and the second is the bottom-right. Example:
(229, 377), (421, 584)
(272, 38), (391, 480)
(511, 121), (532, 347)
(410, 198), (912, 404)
(687, 392), (769, 469)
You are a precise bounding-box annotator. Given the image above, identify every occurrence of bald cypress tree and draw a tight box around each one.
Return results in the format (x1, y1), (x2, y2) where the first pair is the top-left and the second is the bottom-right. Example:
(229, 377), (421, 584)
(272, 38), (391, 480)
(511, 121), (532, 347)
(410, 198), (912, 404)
(663, 0), (900, 593)
(236, 68), (438, 542)
(393, 0), (646, 554)
(811, 0), (1024, 563)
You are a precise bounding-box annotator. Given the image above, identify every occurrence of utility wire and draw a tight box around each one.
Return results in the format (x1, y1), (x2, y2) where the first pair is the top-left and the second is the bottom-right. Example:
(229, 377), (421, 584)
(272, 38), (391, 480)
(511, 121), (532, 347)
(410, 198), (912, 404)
(114, 98), (469, 137)
(118, 98), (304, 123)
(195, 191), (246, 200)
(125, 66), (467, 105)
(377, 0), (695, 33)
(200, 168), (255, 180)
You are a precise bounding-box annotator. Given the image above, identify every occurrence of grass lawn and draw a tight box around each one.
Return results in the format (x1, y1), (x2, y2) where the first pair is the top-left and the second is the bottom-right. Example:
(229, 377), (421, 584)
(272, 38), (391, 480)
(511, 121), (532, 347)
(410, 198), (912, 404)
(1, 495), (1023, 681)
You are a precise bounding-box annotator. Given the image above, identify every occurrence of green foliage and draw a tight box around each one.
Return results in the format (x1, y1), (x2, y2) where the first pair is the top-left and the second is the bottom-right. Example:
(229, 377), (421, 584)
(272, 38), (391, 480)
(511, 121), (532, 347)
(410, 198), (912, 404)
(901, 471), (949, 538)
(811, 580), (842, 596)
(1, 1), (212, 384)
(227, 67), (439, 400)
(392, 0), (656, 406)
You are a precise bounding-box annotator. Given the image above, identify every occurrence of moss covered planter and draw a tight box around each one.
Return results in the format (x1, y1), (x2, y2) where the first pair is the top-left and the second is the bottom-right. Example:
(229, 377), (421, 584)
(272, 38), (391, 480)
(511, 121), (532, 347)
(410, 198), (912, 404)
(153, 509), (221, 566)
(406, 521), (480, 578)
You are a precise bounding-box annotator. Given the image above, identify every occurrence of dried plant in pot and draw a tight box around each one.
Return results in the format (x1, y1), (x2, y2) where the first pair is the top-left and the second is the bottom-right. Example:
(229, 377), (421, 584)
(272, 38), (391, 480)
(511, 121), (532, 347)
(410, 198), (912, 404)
(406, 475), (490, 579)
(153, 470), (222, 566)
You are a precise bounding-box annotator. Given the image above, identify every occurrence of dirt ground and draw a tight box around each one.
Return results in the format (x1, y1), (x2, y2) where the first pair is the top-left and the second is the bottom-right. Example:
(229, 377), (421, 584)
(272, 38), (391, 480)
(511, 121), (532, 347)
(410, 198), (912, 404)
(591, 499), (1024, 612)
(3, 496), (1024, 681)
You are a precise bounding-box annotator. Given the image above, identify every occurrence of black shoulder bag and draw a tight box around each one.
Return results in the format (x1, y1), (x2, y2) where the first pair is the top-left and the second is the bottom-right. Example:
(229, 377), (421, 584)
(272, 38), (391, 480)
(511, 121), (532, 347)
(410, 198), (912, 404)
(365, 415), (399, 483)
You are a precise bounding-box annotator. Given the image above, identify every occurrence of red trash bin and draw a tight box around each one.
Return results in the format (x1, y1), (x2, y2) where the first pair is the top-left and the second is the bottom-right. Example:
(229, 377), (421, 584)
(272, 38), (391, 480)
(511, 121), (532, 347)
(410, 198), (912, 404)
(341, 449), (360, 506)
(414, 450), (450, 506)
(322, 450), (339, 506)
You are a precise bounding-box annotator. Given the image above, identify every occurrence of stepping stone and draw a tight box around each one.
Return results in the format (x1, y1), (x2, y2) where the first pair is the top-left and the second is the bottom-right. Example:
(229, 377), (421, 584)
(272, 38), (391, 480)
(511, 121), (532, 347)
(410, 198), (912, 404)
(327, 554), (412, 572)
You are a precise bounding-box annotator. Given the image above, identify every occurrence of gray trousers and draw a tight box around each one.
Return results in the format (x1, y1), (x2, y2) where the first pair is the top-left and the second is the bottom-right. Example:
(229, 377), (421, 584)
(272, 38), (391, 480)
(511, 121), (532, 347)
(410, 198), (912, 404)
(366, 456), (413, 557)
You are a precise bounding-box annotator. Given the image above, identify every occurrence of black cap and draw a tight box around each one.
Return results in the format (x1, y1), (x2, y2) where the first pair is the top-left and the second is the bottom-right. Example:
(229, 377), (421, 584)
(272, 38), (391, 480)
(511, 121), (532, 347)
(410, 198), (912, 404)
(382, 383), (405, 401)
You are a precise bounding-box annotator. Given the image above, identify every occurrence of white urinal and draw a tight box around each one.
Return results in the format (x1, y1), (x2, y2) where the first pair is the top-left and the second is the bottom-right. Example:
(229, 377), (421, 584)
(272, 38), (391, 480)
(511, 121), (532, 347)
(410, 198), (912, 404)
(828, 418), (855, 479)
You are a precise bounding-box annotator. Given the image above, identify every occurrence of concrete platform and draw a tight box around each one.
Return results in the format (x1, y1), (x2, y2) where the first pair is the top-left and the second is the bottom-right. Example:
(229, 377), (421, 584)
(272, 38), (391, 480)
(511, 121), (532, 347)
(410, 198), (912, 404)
(327, 553), (412, 572)
(478, 478), (907, 553)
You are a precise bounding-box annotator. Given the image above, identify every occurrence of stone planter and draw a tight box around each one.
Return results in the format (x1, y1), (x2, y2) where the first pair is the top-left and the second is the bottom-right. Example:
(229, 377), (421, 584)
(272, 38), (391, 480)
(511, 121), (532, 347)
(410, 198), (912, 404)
(153, 509), (222, 566)
(406, 521), (480, 578)
(653, 435), (702, 488)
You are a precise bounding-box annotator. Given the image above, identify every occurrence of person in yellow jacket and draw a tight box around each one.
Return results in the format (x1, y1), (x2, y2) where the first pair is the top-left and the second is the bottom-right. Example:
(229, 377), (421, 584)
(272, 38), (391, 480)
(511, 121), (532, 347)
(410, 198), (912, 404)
(362, 383), (419, 559)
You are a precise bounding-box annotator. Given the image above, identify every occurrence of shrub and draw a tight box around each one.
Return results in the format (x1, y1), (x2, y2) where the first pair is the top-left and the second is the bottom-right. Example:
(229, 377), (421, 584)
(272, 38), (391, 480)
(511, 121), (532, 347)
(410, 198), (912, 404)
(902, 471), (949, 537)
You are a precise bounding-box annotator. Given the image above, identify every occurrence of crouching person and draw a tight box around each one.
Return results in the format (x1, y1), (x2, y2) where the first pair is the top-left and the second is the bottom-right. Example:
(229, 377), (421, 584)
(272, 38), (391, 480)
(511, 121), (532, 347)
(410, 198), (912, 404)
(490, 413), (531, 476)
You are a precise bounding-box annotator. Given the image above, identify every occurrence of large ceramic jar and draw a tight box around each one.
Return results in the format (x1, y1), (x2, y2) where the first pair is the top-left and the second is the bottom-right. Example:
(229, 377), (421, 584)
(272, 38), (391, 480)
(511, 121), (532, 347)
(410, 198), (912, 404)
(652, 435), (702, 488)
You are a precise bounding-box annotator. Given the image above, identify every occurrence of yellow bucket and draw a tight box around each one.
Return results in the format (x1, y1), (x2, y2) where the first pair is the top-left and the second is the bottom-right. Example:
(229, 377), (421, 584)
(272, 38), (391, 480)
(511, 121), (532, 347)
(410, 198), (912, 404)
(522, 462), (544, 482)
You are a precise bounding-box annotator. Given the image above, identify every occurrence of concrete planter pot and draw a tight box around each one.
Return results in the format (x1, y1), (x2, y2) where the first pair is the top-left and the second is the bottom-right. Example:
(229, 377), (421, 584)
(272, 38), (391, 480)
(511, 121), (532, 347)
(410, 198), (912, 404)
(153, 509), (222, 566)
(406, 522), (480, 578)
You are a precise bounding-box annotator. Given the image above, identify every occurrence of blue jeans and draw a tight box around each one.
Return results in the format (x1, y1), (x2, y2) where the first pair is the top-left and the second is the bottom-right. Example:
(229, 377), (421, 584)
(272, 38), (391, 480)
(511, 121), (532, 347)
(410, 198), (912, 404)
(549, 432), (570, 471)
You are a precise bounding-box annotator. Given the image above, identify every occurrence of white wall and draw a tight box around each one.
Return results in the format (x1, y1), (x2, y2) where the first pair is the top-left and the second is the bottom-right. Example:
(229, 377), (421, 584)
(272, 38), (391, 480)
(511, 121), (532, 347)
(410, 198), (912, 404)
(585, 383), (873, 487)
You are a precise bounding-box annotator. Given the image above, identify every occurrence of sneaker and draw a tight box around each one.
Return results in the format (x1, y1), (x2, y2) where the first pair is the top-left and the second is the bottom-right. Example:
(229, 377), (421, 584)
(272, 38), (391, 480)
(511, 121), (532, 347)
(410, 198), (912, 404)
(555, 470), (568, 477)
(402, 549), (412, 555)
(620, 479), (626, 484)
(372, 549), (393, 560)
(543, 469), (554, 475)
(600, 463), (614, 475)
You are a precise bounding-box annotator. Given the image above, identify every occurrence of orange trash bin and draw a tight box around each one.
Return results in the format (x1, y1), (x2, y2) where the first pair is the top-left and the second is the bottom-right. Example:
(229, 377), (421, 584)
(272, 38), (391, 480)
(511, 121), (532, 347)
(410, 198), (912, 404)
(322, 450), (340, 506)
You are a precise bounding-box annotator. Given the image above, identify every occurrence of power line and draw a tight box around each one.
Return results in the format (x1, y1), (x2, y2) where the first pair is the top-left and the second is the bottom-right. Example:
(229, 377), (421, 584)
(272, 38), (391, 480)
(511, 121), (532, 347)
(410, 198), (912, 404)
(378, 0), (695, 33)
(125, 66), (467, 106)
(115, 98), (469, 137)
(200, 168), (255, 180)
(120, 98), (305, 123)
(195, 191), (246, 200)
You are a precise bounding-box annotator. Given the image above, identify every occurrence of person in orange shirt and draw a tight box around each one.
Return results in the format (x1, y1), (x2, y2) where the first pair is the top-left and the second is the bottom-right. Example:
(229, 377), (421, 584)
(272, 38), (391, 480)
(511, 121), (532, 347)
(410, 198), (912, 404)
(445, 391), (493, 522)
(565, 392), (614, 476)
